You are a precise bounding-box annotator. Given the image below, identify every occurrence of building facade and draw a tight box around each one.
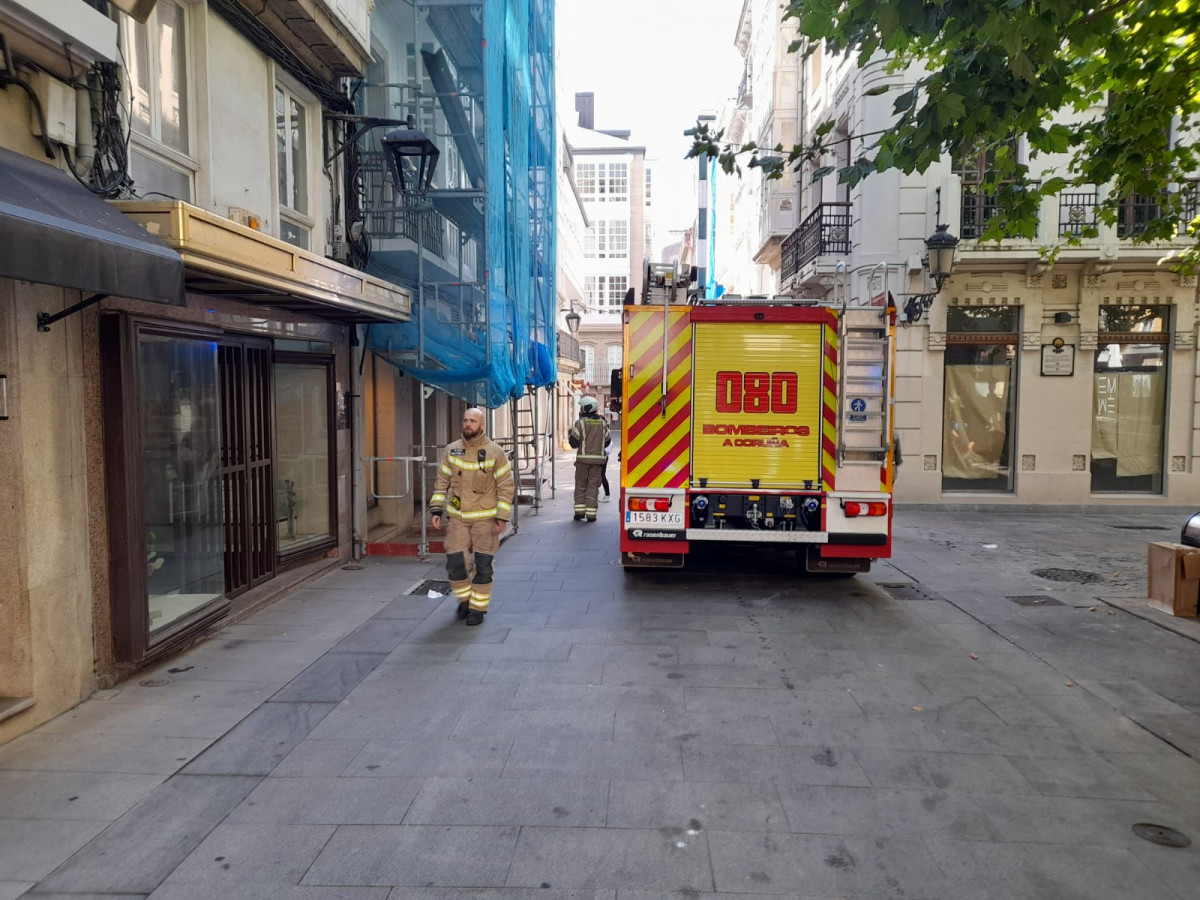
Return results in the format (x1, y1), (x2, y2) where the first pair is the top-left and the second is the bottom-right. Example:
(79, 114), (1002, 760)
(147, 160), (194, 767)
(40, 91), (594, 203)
(0, 0), (555, 745)
(570, 93), (648, 410)
(764, 29), (1200, 506)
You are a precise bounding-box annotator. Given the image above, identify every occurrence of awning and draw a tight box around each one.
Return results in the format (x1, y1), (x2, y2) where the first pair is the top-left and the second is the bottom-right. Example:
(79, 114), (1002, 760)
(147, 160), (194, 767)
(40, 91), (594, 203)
(0, 146), (185, 306)
(114, 201), (412, 324)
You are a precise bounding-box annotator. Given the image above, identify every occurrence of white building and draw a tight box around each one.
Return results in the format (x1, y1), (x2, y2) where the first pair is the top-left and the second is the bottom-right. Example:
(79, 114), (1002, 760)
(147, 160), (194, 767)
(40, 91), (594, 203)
(728, 15), (1200, 506)
(569, 93), (648, 408)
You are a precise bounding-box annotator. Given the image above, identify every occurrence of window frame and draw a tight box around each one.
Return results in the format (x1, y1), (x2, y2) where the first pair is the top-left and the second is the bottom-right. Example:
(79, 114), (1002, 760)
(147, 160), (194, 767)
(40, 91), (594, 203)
(118, 0), (197, 198)
(273, 76), (315, 248)
(272, 349), (339, 563)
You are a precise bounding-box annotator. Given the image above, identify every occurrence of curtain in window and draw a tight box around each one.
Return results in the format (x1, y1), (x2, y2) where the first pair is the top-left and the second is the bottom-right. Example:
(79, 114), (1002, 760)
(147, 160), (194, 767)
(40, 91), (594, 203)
(942, 365), (1011, 480)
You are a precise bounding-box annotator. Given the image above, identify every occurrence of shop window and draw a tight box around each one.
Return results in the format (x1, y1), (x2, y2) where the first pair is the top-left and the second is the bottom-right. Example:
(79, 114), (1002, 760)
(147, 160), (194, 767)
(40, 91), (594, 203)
(138, 332), (225, 634)
(941, 307), (1019, 492)
(275, 361), (335, 553)
(1092, 305), (1169, 493)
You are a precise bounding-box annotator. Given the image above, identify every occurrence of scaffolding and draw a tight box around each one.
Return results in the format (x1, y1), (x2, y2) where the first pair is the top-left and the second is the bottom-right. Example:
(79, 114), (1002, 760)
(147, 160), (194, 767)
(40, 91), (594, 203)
(343, 0), (555, 553)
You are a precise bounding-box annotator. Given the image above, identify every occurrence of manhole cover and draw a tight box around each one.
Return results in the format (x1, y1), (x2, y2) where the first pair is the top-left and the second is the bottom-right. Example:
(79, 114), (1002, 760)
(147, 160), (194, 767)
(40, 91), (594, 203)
(409, 579), (451, 595)
(1132, 823), (1191, 848)
(138, 678), (174, 688)
(1007, 595), (1064, 607)
(1031, 568), (1105, 585)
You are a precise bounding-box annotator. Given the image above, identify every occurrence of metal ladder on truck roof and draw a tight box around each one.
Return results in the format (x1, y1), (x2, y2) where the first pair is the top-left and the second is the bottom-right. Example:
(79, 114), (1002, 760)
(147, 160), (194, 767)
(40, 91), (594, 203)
(838, 306), (893, 465)
(642, 262), (682, 305)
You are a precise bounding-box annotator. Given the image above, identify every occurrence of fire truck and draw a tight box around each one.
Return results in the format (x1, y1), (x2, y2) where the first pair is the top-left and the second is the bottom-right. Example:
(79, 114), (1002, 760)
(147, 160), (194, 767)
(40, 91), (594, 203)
(613, 263), (897, 573)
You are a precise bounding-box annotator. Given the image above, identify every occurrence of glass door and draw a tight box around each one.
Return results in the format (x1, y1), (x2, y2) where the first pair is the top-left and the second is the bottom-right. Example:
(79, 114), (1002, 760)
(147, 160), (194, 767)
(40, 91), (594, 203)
(1091, 305), (1168, 493)
(137, 331), (225, 636)
(941, 307), (1020, 492)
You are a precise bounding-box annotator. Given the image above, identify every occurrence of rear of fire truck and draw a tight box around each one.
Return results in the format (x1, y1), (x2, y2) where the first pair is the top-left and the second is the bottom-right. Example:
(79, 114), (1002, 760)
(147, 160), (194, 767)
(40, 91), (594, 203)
(616, 264), (896, 573)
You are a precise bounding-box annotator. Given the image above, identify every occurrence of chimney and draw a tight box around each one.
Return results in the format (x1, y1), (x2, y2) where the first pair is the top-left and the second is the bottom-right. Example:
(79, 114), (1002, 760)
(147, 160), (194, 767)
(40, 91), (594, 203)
(575, 92), (594, 130)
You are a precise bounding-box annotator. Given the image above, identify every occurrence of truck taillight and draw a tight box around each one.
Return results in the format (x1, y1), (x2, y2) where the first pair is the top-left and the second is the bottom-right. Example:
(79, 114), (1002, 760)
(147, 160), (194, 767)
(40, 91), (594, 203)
(629, 497), (671, 512)
(844, 501), (887, 517)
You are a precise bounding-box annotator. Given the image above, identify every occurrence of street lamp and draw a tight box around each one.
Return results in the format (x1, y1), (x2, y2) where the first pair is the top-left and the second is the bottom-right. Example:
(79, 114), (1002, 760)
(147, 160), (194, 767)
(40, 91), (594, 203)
(564, 308), (581, 335)
(923, 224), (959, 291)
(382, 116), (440, 194)
(903, 224), (960, 323)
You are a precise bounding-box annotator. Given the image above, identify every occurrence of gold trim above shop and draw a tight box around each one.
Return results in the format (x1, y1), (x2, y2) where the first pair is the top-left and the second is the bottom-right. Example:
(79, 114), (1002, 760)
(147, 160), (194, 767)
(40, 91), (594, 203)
(114, 201), (411, 324)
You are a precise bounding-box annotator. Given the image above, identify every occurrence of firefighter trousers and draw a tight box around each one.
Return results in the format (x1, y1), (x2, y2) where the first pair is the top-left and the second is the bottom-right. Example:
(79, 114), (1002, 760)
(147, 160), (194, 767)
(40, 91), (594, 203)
(443, 517), (500, 611)
(573, 461), (605, 520)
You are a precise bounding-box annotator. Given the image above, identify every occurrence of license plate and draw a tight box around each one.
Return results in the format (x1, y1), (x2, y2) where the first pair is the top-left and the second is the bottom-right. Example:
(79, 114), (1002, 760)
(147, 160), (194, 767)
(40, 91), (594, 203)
(626, 511), (684, 527)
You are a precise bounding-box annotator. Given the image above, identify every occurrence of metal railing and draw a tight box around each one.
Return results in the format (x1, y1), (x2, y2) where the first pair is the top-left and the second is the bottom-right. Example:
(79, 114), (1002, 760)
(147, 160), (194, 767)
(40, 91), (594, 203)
(557, 329), (584, 366)
(1059, 189), (1099, 238)
(781, 202), (851, 281)
(960, 181), (1040, 240)
(359, 150), (445, 255)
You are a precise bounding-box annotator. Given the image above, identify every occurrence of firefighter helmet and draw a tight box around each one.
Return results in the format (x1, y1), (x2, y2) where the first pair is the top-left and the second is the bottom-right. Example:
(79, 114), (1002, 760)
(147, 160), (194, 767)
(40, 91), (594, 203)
(580, 396), (598, 413)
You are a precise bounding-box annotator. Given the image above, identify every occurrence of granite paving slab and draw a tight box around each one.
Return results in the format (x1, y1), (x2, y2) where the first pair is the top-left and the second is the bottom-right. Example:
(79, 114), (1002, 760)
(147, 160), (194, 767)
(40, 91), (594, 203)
(503, 738), (684, 781)
(0, 732), (211, 775)
(301, 824), (520, 887)
(403, 776), (608, 827)
(271, 653), (388, 703)
(0, 770), (164, 820)
(226, 775), (421, 824)
(182, 703), (334, 776)
(148, 887), (389, 900)
(708, 831), (946, 896)
(342, 738), (514, 778)
(922, 839), (1181, 900)
(681, 742), (870, 787)
(774, 783), (993, 840)
(32, 775), (260, 894)
(163, 823), (335, 885)
(0, 818), (110, 882)
(606, 779), (789, 832)
(505, 826), (713, 892)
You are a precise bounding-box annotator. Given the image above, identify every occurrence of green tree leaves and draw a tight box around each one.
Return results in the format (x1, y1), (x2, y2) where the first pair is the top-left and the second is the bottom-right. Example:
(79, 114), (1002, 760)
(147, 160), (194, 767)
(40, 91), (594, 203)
(689, 0), (1200, 268)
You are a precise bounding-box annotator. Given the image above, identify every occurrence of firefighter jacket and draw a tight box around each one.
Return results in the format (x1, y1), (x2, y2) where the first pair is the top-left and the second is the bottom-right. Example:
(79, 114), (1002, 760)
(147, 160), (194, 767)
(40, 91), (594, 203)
(569, 413), (611, 463)
(429, 433), (515, 522)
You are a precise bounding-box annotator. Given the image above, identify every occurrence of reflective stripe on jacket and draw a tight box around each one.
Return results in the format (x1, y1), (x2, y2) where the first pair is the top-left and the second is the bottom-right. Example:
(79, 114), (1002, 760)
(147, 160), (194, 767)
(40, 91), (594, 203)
(428, 434), (515, 521)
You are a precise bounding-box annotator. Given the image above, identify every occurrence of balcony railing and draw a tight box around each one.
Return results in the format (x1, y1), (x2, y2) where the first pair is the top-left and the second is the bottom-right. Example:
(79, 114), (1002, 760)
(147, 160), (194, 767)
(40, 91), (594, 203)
(960, 181), (1040, 240)
(781, 202), (851, 281)
(359, 150), (445, 255)
(1059, 189), (1099, 238)
(557, 329), (584, 367)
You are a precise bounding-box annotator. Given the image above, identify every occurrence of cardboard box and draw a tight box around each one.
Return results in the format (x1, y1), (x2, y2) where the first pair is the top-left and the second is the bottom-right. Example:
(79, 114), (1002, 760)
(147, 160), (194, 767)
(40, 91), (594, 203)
(1147, 542), (1200, 617)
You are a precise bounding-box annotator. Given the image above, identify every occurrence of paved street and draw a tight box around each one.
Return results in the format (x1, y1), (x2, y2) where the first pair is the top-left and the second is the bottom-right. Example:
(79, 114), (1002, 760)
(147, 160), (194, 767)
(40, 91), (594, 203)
(3, 468), (1200, 899)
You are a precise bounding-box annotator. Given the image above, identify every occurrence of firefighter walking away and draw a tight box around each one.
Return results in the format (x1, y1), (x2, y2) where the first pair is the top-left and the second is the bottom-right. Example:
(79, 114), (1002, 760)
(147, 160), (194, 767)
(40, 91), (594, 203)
(569, 396), (611, 522)
(429, 408), (514, 625)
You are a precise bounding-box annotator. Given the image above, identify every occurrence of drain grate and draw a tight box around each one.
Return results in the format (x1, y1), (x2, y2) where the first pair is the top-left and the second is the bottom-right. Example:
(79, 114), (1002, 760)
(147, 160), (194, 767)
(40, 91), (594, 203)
(1031, 568), (1105, 585)
(1110, 525), (1172, 532)
(1132, 823), (1191, 848)
(409, 579), (451, 595)
(1007, 595), (1065, 607)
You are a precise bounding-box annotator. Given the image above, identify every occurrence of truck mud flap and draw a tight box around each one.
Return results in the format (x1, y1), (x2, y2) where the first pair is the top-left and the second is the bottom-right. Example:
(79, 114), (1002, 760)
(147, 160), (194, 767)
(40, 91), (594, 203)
(805, 550), (870, 575)
(622, 551), (685, 569)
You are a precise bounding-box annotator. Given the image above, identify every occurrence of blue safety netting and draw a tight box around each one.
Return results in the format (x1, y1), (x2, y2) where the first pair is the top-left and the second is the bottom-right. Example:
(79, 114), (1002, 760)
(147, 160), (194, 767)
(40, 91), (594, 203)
(359, 0), (556, 407)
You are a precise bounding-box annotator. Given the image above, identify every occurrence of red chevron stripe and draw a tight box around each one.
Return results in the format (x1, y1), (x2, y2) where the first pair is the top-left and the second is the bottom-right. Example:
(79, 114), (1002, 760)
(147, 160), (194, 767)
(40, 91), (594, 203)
(628, 402), (691, 474)
(823, 372), (837, 395)
(629, 312), (664, 352)
(644, 432), (692, 486)
(626, 317), (689, 411)
(628, 367), (692, 444)
(823, 404), (837, 426)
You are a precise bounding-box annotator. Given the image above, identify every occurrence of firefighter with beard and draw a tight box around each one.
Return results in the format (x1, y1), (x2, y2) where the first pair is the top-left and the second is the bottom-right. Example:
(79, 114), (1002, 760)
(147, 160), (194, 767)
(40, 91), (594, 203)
(429, 408), (514, 625)
(569, 396), (611, 522)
